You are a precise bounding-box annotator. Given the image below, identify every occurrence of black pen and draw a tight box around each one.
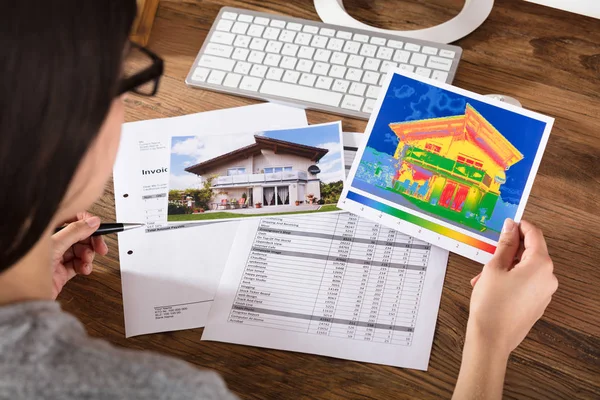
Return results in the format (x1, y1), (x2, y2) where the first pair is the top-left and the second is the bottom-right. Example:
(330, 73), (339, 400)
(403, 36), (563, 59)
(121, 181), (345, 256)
(54, 222), (145, 236)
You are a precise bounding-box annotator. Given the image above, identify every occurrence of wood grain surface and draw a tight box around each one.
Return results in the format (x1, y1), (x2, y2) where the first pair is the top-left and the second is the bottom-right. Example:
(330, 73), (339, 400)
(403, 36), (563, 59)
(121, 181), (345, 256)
(58, 0), (600, 398)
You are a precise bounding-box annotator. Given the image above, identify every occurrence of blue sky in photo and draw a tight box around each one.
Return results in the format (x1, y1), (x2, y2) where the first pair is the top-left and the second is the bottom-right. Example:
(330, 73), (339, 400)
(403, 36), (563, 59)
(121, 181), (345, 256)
(363, 74), (549, 204)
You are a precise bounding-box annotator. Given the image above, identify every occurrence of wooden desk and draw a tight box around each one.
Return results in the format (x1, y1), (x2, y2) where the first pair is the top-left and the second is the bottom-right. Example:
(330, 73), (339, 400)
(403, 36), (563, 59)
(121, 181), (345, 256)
(59, 1), (600, 398)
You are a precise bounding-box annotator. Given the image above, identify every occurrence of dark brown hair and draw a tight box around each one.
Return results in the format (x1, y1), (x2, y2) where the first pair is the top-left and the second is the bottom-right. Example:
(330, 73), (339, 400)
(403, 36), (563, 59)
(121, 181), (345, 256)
(0, 1), (137, 271)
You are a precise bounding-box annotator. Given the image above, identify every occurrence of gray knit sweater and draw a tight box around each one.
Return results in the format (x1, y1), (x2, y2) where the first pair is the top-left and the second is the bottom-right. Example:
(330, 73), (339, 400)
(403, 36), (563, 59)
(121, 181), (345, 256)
(0, 301), (238, 400)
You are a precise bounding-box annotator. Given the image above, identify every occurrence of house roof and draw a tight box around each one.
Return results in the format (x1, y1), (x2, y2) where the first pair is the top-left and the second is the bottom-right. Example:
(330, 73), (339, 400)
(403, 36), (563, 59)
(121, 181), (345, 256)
(389, 104), (524, 169)
(185, 135), (329, 176)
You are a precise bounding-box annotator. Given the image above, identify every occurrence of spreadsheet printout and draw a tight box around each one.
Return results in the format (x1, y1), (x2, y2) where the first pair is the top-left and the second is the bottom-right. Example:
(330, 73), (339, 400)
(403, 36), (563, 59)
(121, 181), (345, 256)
(203, 213), (448, 370)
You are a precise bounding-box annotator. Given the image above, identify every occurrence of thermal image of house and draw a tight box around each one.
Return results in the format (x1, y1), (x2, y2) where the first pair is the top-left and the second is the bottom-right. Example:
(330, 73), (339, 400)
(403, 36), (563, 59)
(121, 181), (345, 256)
(185, 135), (328, 208)
(389, 103), (524, 223)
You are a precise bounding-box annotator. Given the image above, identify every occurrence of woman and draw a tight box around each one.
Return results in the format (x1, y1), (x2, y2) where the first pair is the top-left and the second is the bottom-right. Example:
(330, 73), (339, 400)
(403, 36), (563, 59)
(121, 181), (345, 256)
(0, 1), (557, 399)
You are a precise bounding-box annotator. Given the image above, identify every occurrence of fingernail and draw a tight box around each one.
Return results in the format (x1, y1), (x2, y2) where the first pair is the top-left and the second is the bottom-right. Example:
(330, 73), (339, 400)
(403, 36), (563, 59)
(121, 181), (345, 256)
(86, 216), (101, 228)
(502, 219), (515, 233)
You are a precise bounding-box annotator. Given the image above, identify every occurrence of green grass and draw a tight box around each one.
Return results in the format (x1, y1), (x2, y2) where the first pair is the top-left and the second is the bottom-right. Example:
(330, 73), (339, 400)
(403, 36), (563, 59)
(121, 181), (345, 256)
(167, 204), (340, 221)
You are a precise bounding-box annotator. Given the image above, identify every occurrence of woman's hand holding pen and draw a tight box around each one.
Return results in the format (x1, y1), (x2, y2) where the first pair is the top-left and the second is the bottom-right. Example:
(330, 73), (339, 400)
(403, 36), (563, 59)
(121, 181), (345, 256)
(50, 212), (108, 299)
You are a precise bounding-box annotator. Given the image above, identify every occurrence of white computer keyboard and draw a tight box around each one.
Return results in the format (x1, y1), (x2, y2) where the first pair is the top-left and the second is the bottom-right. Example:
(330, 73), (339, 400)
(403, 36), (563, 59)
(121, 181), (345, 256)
(186, 7), (463, 120)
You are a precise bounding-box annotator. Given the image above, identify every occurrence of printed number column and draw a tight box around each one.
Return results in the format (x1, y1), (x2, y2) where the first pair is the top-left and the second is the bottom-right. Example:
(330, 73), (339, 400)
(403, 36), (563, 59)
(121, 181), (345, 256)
(353, 221), (382, 341)
(372, 227), (398, 344)
(230, 215), (337, 333)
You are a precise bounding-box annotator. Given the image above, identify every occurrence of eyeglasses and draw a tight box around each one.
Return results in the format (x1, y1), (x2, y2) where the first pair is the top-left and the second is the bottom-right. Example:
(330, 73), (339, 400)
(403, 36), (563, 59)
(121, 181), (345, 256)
(119, 42), (164, 96)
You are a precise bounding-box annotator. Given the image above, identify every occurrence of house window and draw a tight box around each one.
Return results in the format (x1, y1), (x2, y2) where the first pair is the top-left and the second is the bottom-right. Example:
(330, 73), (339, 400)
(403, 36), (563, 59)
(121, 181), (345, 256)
(425, 143), (442, 154)
(264, 166), (293, 173)
(457, 155), (483, 169)
(227, 167), (246, 176)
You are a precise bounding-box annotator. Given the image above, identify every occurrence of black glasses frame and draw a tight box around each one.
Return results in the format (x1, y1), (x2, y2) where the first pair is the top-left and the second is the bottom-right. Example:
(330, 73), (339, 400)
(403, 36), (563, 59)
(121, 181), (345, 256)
(118, 43), (164, 96)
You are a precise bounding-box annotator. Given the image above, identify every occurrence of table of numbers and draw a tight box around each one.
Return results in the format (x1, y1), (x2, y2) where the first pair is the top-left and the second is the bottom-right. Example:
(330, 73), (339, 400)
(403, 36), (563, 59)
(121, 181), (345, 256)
(228, 212), (432, 346)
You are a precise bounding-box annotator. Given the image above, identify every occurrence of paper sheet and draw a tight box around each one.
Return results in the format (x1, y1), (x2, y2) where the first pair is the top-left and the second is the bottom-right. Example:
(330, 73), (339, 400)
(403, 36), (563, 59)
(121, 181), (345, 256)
(202, 213), (448, 370)
(113, 104), (308, 337)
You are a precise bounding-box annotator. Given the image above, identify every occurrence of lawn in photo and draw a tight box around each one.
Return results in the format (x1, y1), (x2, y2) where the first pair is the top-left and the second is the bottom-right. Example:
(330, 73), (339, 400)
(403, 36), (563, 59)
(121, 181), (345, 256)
(167, 122), (344, 222)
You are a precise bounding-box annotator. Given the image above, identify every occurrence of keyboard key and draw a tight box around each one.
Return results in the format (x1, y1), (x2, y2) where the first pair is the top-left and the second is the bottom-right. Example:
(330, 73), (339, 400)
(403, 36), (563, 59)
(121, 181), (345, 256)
(207, 69), (226, 85)
(198, 55), (236, 71)
(264, 53), (281, 66)
(263, 27), (280, 40)
(299, 73), (317, 87)
(249, 38), (267, 51)
(326, 38), (345, 52)
(234, 61), (251, 75)
(347, 55), (364, 68)
(205, 43), (234, 58)
(315, 76), (333, 90)
(265, 41), (283, 53)
(295, 32), (312, 46)
(216, 19), (234, 32)
(270, 19), (286, 28)
(380, 61), (397, 73)
(439, 49), (455, 58)
(311, 35), (329, 48)
(387, 40), (404, 49)
(393, 50), (410, 63)
(287, 22), (302, 31)
(223, 73), (242, 88)
(379, 74), (386, 85)
(376, 47), (394, 60)
(266, 67), (284, 81)
(250, 64), (268, 78)
(222, 12), (237, 20)
(247, 24), (265, 37)
(363, 98), (376, 113)
(329, 65), (347, 78)
(320, 28), (335, 37)
(260, 80), (342, 107)
(341, 95), (363, 111)
(233, 35), (251, 48)
(238, 14), (253, 23)
(366, 85), (380, 99)
(422, 46), (438, 55)
(405, 43), (421, 52)
(427, 56), (453, 71)
(399, 64), (415, 73)
(232, 22), (249, 34)
(282, 70), (300, 83)
(313, 62), (330, 75)
(211, 31), (235, 45)
(254, 17), (270, 25)
(314, 49), (331, 62)
(331, 52), (347, 65)
(239, 76), (262, 91)
(353, 34), (368, 43)
(364, 58), (380, 71)
(432, 70), (449, 82)
(343, 41), (361, 54)
(303, 25), (319, 34)
(346, 68), (363, 82)
(370, 37), (386, 46)
(280, 30), (296, 43)
(191, 67), (210, 82)
(332, 79), (350, 93)
(363, 71), (380, 85)
(296, 59), (314, 72)
(248, 51), (266, 64)
(416, 67), (431, 77)
(298, 46), (315, 59)
(410, 53), (427, 67)
(360, 44), (377, 57)
(336, 31), (352, 39)
(349, 82), (366, 96)
(282, 43), (299, 56)
(280, 56), (298, 69)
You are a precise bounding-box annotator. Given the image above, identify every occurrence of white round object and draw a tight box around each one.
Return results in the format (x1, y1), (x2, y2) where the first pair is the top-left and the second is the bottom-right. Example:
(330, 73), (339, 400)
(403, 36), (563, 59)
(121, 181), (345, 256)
(314, 0), (495, 44)
(485, 94), (522, 107)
